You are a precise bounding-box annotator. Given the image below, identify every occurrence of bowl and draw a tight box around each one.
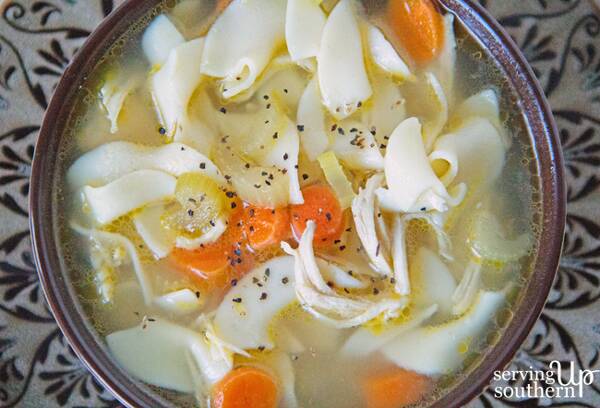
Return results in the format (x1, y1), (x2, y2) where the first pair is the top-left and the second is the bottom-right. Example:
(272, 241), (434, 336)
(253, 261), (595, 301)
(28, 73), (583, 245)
(29, 0), (566, 406)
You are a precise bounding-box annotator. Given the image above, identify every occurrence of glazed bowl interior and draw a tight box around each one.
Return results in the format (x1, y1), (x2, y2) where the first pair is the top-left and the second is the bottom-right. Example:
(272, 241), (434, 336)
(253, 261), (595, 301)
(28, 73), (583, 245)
(29, 0), (566, 407)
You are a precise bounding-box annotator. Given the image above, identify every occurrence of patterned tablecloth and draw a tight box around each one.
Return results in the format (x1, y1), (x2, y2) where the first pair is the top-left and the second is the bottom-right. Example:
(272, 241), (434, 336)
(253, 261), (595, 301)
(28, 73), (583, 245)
(0, 0), (599, 407)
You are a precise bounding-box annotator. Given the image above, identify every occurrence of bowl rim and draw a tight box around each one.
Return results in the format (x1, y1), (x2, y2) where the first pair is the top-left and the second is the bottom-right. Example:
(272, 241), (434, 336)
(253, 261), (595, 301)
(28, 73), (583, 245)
(29, 0), (566, 407)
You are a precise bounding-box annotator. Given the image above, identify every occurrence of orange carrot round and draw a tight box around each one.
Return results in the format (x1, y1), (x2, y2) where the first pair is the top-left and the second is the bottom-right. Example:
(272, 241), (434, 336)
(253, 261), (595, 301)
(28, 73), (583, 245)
(290, 184), (345, 248)
(212, 367), (278, 408)
(388, 0), (445, 65)
(362, 368), (432, 408)
(242, 205), (291, 251)
(170, 202), (254, 293)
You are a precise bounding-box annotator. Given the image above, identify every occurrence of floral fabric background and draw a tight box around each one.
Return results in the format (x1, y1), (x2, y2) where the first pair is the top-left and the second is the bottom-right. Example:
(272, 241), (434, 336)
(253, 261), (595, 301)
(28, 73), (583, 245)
(0, 0), (598, 407)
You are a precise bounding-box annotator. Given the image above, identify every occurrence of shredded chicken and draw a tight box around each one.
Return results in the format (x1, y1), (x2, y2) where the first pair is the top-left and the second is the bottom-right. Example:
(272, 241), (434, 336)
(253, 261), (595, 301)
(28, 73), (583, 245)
(281, 221), (407, 328)
(391, 215), (410, 295)
(71, 222), (154, 304)
(390, 211), (455, 296)
(351, 174), (393, 276)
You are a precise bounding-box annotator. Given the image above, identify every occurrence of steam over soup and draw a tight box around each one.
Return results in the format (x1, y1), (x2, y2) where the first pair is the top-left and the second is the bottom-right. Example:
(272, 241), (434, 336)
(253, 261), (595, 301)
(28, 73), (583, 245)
(59, 0), (539, 406)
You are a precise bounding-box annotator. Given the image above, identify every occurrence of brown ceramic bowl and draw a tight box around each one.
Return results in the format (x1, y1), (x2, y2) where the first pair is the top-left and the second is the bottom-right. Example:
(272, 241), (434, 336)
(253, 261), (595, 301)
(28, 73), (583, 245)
(29, 0), (566, 407)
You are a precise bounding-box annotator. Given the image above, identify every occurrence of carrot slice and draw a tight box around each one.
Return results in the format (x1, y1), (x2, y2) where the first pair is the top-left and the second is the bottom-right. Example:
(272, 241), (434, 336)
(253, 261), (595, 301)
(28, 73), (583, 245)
(290, 184), (345, 248)
(212, 367), (278, 408)
(362, 368), (432, 408)
(388, 0), (445, 65)
(170, 202), (254, 293)
(242, 205), (291, 250)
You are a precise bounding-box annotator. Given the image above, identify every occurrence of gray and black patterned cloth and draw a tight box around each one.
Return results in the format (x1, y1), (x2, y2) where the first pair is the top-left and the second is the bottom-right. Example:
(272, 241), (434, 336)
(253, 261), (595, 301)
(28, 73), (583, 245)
(0, 0), (598, 407)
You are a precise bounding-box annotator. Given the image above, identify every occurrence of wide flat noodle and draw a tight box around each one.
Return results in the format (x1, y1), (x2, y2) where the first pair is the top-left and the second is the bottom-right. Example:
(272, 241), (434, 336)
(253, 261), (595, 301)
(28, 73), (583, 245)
(412, 247), (456, 318)
(200, 0), (286, 98)
(361, 74), (406, 148)
(375, 118), (450, 213)
(382, 291), (505, 375)
(151, 38), (205, 139)
(67, 141), (223, 190)
(83, 170), (176, 225)
(402, 72), (448, 151)
(366, 23), (411, 80)
(286, 0), (326, 63)
(154, 288), (203, 315)
(262, 118), (304, 204)
(430, 14), (456, 102)
(214, 256), (297, 350)
(340, 304), (438, 358)
(297, 78), (329, 161)
(332, 120), (384, 171)
(106, 318), (231, 393)
(451, 89), (501, 130)
(318, 0), (372, 119)
(431, 117), (505, 190)
(142, 15), (185, 66)
(132, 203), (175, 259)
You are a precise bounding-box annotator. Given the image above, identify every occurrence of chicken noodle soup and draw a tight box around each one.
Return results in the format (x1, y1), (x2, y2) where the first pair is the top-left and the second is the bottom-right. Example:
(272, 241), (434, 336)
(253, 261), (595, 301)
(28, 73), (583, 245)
(59, 0), (539, 406)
